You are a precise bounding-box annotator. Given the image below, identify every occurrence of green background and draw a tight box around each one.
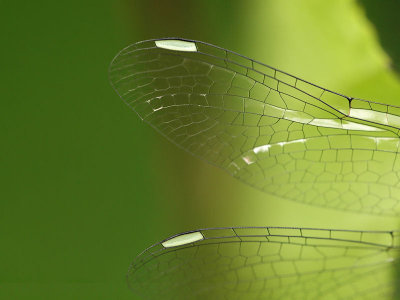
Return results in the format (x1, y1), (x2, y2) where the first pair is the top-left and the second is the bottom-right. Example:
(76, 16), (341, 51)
(2, 1), (400, 299)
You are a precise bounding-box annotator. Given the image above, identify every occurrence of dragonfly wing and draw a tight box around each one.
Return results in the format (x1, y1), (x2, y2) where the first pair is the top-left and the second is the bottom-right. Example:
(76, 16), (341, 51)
(127, 227), (400, 300)
(109, 38), (400, 215)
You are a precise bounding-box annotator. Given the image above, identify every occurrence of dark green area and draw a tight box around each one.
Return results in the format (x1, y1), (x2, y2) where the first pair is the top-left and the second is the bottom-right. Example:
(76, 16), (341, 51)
(1, 1), (242, 299)
(360, 0), (400, 73)
(1, 1), (163, 299)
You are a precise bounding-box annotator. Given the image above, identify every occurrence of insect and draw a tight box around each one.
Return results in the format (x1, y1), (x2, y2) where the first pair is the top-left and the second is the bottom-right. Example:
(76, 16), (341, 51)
(109, 38), (400, 299)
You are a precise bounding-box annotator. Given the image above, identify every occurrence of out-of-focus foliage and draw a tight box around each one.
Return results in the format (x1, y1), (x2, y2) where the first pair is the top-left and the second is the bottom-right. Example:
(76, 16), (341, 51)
(360, 0), (400, 73)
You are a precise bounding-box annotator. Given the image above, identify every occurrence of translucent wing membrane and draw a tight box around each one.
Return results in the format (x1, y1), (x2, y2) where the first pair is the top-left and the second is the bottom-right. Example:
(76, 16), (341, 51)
(128, 227), (400, 300)
(109, 38), (400, 215)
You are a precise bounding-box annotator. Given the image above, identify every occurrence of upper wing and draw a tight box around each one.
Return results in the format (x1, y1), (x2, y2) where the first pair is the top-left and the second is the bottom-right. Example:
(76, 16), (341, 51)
(127, 227), (400, 300)
(109, 38), (400, 215)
